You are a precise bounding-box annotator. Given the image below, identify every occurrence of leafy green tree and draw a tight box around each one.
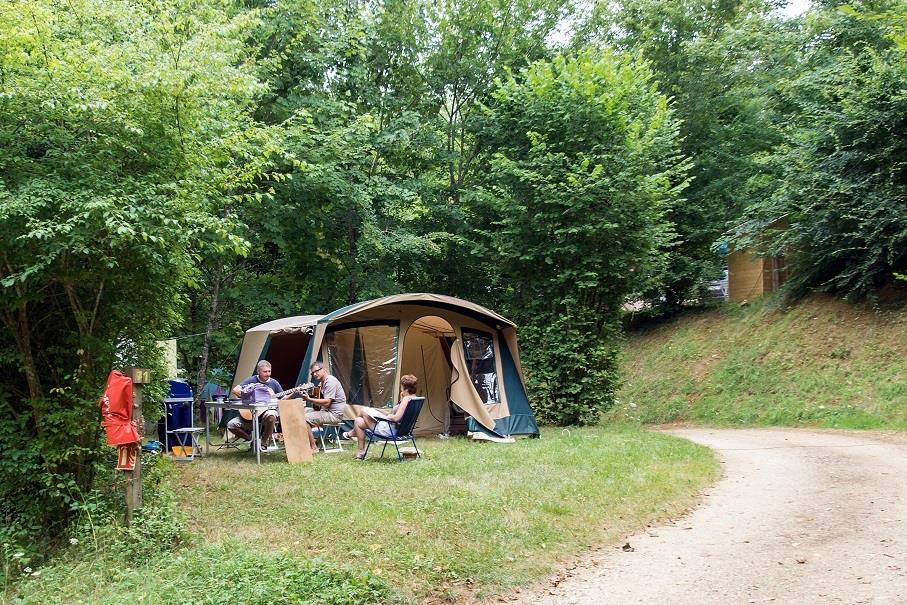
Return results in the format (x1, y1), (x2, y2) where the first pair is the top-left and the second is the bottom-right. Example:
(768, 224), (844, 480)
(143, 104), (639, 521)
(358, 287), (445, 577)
(0, 0), (278, 550)
(173, 0), (440, 391)
(478, 50), (687, 424)
(730, 2), (907, 299)
(210, 0), (573, 327)
(221, 1), (434, 313)
(580, 0), (785, 311)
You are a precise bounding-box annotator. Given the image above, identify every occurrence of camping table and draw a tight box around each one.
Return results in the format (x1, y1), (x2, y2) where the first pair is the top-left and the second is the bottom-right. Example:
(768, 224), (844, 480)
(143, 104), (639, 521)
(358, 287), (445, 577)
(204, 400), (279, 464)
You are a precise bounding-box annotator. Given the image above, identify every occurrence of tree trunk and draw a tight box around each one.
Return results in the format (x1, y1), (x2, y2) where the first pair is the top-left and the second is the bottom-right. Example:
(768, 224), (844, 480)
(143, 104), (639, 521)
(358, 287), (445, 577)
(195, 255), (224, 405)
(0, 296), (42, 401)
(1, 255), (42, 400)
(346, 224), (360, 305)
(15, 303), (42, 401)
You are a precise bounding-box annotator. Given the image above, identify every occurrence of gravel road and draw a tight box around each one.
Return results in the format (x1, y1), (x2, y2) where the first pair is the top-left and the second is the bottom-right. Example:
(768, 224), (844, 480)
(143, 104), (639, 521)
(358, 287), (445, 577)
(514, 428), (907, 605)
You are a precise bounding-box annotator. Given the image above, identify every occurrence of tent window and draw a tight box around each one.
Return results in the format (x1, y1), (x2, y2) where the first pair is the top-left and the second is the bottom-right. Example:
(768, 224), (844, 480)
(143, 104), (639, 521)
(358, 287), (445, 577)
(326, 325), (398, 407)
(462, 329), (499, 404)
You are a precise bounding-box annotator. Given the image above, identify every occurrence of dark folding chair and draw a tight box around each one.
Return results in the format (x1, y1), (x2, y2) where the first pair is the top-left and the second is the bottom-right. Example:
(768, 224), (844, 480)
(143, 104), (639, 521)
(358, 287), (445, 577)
(363, 397), (425, 461)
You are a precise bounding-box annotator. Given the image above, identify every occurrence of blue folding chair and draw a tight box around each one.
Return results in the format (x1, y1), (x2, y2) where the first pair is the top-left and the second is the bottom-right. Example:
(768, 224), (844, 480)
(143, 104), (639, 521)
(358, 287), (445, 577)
(363, 397), (425, 461)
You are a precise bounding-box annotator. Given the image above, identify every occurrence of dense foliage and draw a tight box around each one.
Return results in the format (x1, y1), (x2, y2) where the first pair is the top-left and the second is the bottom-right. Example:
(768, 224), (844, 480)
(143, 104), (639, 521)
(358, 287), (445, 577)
(478, 51), (686, 423)
(578, 0), (786, 311)
(730, 3), (907, 299)
(0, 0), (277, 560)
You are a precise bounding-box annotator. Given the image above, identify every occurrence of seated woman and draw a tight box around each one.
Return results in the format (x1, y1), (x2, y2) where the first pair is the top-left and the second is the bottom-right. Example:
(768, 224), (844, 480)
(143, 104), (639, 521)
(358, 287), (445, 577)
(346, 374), (418, 460)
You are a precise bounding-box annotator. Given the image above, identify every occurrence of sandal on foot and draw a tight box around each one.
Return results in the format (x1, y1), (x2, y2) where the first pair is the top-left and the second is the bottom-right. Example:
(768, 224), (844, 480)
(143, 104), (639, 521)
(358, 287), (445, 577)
(355, 451), (366, 460)
(341, 431), (353, 440)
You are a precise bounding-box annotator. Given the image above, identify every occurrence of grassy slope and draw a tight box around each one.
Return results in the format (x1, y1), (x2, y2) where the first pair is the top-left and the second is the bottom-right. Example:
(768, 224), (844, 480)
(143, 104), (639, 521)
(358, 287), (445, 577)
(612, 294), (907, 428)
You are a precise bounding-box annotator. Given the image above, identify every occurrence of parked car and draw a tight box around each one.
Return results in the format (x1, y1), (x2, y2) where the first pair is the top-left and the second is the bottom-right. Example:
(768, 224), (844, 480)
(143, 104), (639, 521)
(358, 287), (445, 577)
(707, 270), (729, 300)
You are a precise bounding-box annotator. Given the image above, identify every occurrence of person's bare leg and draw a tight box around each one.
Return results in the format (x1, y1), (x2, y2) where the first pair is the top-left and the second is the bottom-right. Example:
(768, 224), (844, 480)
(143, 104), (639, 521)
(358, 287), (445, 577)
(346, 410), (365, 439)
(354, 416), (376, 457)
(342, 411), (361, 441)
(307, 422), (318, 451)
(261, 415), (276, 449)
(230, 425), (252, 441)
(353, 417), (366, 454)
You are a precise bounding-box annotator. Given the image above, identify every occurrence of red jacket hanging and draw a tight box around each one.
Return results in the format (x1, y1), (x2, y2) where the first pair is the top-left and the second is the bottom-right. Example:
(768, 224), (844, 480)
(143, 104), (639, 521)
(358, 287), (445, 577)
(99, 370), (140, 446)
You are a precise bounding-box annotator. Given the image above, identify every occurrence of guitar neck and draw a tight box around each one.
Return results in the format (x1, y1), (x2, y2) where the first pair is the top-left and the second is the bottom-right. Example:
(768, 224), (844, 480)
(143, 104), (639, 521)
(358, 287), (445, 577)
(237, 383), (316, 420)
(274, 382), (314, 398)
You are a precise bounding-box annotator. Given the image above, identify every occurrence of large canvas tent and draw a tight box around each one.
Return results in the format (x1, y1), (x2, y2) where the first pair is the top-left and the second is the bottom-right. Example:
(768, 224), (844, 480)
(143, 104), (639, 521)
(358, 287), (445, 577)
(231, 294), (539, 439)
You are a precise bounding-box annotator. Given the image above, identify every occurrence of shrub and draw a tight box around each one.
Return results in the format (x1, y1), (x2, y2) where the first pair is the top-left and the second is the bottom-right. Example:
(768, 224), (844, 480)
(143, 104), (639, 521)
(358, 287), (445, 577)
(11, 543), (398, 605)
(67, 451), (188, 560)
(478, 51), (685, 423)
(520, 313), (621, 425)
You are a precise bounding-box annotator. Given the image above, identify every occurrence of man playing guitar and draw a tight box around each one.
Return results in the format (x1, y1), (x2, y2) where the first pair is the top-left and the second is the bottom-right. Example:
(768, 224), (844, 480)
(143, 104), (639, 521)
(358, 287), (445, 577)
(299, 362), (347, 452)
(228, 360), (284, 451)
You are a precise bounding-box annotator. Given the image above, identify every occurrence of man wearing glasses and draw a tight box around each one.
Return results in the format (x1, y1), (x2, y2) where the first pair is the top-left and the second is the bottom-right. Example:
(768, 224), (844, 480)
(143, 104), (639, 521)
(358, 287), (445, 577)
(300, 362), (347, 452)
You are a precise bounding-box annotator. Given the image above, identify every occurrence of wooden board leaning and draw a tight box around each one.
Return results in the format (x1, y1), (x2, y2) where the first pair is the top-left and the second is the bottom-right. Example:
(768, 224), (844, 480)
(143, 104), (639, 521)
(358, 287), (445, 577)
(277, 399), (314, 463)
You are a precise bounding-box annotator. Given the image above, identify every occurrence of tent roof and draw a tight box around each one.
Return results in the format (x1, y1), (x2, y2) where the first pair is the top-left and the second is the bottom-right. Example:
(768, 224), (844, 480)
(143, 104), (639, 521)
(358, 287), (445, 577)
(243, 295), (514, 336)
(247, 314), (323, 335)
(319, 293), (515, 328)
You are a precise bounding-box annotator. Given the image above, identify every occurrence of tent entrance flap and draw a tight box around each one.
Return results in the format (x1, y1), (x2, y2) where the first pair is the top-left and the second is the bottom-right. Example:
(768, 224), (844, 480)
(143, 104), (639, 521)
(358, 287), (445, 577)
(466, 417), (509, 440)
(461, 328), (500, 404)
(401, 316), (455, 436)
(449, 335), (499, 432)
(261, 332), (311, 390)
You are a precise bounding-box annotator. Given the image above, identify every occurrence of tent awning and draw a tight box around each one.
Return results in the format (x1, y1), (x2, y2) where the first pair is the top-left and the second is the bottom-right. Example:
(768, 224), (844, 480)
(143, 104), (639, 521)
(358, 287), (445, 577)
(245, 314), (323, 335)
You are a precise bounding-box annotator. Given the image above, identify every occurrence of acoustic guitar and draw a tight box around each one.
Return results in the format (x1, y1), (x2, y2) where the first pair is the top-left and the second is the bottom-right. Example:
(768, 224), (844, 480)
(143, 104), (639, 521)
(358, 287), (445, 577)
(238, 382), (314, 421)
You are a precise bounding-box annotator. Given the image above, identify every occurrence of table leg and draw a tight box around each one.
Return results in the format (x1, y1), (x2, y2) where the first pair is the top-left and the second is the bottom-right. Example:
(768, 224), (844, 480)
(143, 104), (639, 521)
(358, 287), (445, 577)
(205, 404), (211, 455)
(253, 412), (261, 464)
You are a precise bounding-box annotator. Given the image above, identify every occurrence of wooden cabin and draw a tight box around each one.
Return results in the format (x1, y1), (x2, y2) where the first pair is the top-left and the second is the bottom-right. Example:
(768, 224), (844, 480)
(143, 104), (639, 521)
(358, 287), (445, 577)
(727, 217), (789, 301)
(727, 250), (788, 301)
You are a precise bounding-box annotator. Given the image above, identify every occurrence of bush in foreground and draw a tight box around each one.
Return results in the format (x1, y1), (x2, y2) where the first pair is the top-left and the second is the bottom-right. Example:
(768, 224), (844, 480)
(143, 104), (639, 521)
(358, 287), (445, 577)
(8, 543), (398, 605)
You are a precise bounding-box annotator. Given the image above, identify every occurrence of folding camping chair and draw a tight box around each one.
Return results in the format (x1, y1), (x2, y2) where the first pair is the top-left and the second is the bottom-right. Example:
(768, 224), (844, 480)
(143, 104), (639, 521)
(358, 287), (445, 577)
(312, 422), (344, 453)
(162, 380), (203, 461)
(363, 397), (425, 461)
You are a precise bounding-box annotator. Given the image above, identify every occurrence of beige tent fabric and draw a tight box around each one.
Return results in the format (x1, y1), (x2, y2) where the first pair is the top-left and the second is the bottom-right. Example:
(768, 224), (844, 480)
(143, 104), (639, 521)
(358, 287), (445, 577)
(310, 302), (509, 433)
(232, 331), (270, 391)
(232, 315), (321, 391)
(246, 315), (322, 334)
(448, 337), (498, 431)
(400, 317), (453, 435)
(487, 329), (511, 421)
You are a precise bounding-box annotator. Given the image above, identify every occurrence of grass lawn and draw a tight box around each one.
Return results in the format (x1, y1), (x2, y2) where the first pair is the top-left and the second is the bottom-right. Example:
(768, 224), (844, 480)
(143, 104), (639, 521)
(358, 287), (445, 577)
(182, 426), (715, 600)
(9, 426), (716, 604)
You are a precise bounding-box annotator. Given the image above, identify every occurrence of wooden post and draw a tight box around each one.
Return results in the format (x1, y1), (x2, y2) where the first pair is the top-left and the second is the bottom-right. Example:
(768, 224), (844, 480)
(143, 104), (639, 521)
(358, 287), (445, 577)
(124, 367), (151, 525)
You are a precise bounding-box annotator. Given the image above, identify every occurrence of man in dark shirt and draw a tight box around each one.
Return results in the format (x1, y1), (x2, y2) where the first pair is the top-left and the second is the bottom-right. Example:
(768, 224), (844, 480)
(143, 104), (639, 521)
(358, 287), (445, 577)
(228, 360), (282, 450)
